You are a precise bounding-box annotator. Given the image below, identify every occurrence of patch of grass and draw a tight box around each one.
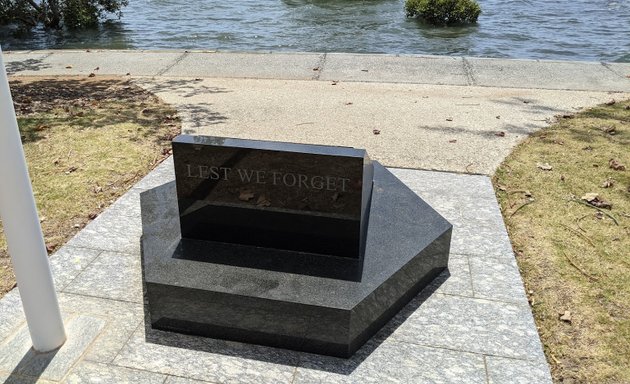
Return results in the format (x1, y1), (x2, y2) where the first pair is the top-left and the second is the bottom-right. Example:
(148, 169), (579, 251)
(493, 100), (630, 383)
(0, 76), (180, 298)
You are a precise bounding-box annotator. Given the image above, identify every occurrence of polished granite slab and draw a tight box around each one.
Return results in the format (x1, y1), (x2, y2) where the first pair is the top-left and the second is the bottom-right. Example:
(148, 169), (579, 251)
(140, 162), (451, 357)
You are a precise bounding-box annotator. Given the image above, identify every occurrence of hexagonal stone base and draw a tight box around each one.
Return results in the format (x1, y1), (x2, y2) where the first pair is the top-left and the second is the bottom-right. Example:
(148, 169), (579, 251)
(140, 162), (451, 357)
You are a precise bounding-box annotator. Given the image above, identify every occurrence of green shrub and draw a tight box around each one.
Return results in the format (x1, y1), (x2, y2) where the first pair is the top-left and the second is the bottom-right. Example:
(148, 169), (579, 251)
(0, 0), (127, 30)
(405, 0), (481, 25)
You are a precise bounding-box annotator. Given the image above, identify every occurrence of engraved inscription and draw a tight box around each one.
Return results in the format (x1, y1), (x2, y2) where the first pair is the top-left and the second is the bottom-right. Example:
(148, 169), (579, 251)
(185, 164), (351, 192)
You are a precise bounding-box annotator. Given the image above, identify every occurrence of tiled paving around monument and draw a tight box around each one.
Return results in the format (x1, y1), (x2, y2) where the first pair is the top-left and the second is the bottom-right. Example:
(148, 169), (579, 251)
(0, 158), (552, 383)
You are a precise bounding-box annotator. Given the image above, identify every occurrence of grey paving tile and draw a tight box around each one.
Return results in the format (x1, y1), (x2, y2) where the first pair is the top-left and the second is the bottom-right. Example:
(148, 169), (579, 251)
(57, 293), (143, 364)
(49, 246), (102, 290)
(320, 54), (468, 85)
(467, 57), (630, 91)
(388, 293), (544, 360)
(428, 253), (473, 297)
(469, 255), (527, 304)
(64, 251), (142, 303)
(114, 326), (297, 384)
(0, 289), (25, 343)
(65, 210), (142, 254)
(0, 371), (56, 384)
(164, 52), (323, 80)
(0, 315), (105, 382)
(486, 356), (552, 384)
(450, 222), (514, 260)
(295, 340), (486, 384)
(133, 157), (175, 191)
(389, 168), (495, 201)
(106, 188), (142, 218)
(604, 62), (630, 79)
(165, 376), (218, 384)
(14, 51), (183, 76)
(65, 361), (168, 384)
(3, 52), (51, 75)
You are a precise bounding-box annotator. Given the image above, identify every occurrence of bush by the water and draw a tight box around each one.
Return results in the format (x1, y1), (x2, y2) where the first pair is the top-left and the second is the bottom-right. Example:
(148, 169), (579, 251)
(405, 0), (481, 25)
(0, 0), (127, 29)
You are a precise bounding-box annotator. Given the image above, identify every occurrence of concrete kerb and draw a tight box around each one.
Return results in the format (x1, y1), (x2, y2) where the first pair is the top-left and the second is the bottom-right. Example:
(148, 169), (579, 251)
(4, 50), (630, 92)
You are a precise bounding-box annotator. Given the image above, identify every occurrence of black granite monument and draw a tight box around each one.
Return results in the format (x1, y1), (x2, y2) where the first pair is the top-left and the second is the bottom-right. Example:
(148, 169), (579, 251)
(140, 135), (452, 357)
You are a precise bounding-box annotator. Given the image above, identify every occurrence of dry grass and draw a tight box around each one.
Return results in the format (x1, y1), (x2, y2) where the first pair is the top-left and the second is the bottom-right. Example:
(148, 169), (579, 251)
(493, 99), (630, 383)
(0, 76), (180, 298)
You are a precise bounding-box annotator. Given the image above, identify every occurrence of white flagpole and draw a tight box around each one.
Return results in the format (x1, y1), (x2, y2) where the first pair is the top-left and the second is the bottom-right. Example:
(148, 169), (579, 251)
(0, 48), (66, 352)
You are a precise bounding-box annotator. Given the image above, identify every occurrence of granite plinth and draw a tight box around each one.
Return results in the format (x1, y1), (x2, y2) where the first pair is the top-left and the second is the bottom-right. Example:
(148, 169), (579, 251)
(172, 135), (374, 259)
(140, 162), (451, 357)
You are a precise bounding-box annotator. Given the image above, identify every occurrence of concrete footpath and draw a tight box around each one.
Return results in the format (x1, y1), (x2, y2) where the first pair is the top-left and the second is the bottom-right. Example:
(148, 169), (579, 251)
(5, 50), (630, 174)
(0, 50), (629, 383)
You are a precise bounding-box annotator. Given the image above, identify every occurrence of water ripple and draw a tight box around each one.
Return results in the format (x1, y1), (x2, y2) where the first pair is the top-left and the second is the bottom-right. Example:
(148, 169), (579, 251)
(0, 0), (629, 62)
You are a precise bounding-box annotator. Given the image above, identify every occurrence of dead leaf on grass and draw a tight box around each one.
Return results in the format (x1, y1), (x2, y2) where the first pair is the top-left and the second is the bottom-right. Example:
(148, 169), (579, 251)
(609, 159), (626, 171)
(601, 178), (615, 188)
(88, 73), (96, 78)
(602, 125), (617, 135)
(581, 193), (613, 209)
(559, 310), (572, 323)
(65, 166), (78, 174)
(495, 131), (506, 137)
(605, 99), (616, 106)
(536, 162), (553, 171)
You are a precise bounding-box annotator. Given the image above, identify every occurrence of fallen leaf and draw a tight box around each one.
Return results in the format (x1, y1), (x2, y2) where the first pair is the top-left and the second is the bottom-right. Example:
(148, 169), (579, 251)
(88, 212), (98, 220)
(445, 117), (453, 121)
(239, 190), (255, 202)
(602, 125), (616, 135)
(448, 139), (457, 143)
(361, 69), (369, 72)
(126, 72), (131, 76)
(88, 73), (96, 78)
(601, 178), (615, 188)
(582, 192), (599, 202)
(609, 159), (626, 171)
(581, 193), (613, 209)
(559, 311), (572, 323)
(345, 102), (353, 105)
(73, 223), (81, 229)
(495, 115), (501, 119)
(495, 131), (506, 137)
(605, 99), (616, 106)
(497, 184), (507, 192)
(65, 166), (78, 174)
(373, 129), (381, 135)
(536, 162), (553, 171)
(331, 81), (339, 85)
(256, 195), (271, 207)
(595, 211), (604, 220)
(46, 243), (56, 253)
(312, 67), (320, 71)
(65, 65), (73, 69)
(93, 66), (100, 71)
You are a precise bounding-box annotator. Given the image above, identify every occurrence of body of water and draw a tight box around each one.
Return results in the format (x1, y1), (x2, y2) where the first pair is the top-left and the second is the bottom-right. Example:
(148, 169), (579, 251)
(1, 0), (629, 62)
